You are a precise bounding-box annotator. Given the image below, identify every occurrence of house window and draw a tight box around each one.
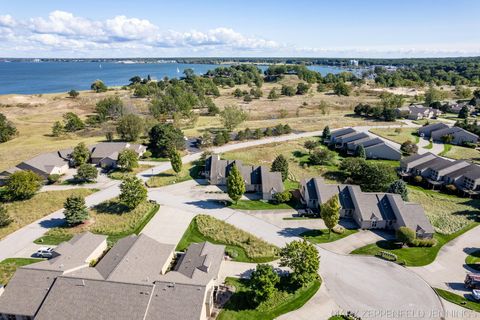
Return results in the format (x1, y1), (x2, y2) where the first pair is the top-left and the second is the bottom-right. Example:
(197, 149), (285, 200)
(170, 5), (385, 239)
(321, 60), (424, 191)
(371, 220), (377, 228)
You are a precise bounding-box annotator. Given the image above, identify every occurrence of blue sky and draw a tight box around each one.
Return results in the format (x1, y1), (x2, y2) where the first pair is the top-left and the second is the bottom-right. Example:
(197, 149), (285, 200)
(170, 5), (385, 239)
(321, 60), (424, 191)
(1, 0), (479, 58)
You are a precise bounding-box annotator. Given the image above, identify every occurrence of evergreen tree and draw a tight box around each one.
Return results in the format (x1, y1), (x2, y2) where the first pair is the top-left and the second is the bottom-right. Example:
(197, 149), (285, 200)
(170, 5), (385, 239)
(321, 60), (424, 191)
(459, 105), (470, 119)
(356, 145), (366, 159)
(227, 165), (245, 204)
(271, 155), (289, 181)
(64, 195), (89, 226)
(387, 180), (409, 201)
(322, 126), (331, 141)
(170, 149), (182, 174)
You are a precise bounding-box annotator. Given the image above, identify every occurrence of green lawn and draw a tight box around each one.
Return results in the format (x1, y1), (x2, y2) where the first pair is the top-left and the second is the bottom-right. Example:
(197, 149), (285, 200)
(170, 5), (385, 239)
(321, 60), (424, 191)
(424, 140), (433, 149)
(177, 215), (278, 263)
(434, 288), (480, 312)
(0, 189), (96, 240)
(107, 164), (153, 180)
(229, 200), (294, 211)
(442, 145), (480, 163)
(439, 143), (452, 156)
(218, 277), (321, 320)
(34, 201), (159, 246)
(408, 185), (480, 234)
(300, 229), (358, 244)
(0, 258), (44, 284)
(466, 250), (480, 271)
(146, 162), (201, 187)
(369, 127), (419, 144)
(351, 223), (478, 266)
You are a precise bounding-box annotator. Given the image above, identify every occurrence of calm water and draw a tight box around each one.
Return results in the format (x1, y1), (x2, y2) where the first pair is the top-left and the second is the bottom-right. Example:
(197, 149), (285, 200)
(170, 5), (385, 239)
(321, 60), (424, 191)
(0, 62), (347, 95)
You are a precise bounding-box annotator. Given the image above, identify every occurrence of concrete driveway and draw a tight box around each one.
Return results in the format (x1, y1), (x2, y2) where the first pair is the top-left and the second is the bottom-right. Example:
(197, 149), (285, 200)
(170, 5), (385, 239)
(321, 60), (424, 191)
(410, 225), (480, 296)
(146, 181), (445, 320)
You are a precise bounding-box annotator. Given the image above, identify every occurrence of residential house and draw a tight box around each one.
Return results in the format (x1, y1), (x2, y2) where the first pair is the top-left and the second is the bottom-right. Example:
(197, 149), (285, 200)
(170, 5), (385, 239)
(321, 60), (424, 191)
(430, 127), (478, 145)
(418, 123), (449, 138)
(326, 128), (401, 160)
(400, 152), (480, 194)
(300, 178), (434, 238)
(0, 152), (69, 184)
(204, 155), (284, 200)
(449, 102), (475, 114)
(396, 105), (442, 120)
(90, 142), (147, 168)
(0, 232), (225, 320)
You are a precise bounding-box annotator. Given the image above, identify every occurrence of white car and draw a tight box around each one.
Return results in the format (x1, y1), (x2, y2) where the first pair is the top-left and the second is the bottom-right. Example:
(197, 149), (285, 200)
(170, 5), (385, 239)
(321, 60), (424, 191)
(472, 289), (480, 301)
(35, 247), (54, 258)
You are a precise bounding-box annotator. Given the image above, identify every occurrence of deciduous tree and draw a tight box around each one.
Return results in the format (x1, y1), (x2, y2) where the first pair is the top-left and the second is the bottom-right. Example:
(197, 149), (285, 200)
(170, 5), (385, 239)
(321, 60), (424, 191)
(320, 195), (340, 235)
(75, 164), (98, 182)
(219, 105), (247, 131)
(169, 149), (182, 175)
(119, 176), (147, 209)
(5, 171), (42, 200)
(279, 239), (319, 287)
(249, 264), (280, 303)
(72, 142), (90, 166)
(117, 149), (139, 171)
(116, 114), (144, 141)
(148, 123), (185, 157)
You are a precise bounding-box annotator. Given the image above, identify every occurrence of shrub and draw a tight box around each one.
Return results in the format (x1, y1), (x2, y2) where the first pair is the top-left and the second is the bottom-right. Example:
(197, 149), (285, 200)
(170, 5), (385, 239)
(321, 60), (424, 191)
(445, 184), (457, 193)
(0, 205), (13, 227)
(400, 140), (418, 155)
(283, 124), (292, 134)
(119, 176), (147, 209)
(413, 175), (423, 183)
(310, 149), (335, 165)
(75, 164), (98, 182)
(410, 238), (437, 247)
(396, 226), (416, 246)
(47, 174), (61, 185)
(462, 141), (477, 148)
(142, 150), (152, 159)
(273, 191), (292, 203)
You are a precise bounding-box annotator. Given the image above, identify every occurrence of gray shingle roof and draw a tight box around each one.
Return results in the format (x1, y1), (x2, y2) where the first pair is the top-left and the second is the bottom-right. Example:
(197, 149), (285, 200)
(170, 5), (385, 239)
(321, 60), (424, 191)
(16, 152), (68, 175)
(387, 194), (434, 235)
(329, 127), (356, 138)
(0, 269), (61, 317)
(91, 142), (146, 161)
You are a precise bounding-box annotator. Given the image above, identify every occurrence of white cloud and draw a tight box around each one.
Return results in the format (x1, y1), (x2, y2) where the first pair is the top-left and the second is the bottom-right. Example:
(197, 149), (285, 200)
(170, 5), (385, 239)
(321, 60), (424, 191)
(0, 10), (479, 57)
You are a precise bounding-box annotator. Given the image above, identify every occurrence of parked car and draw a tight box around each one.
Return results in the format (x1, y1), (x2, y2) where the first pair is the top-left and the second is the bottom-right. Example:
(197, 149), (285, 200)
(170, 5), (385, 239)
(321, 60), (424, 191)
(297, 208), (318, 217)
(472, 289), (480, 301)
(465, 273), (480, 289)
(35, 247), (54, 258)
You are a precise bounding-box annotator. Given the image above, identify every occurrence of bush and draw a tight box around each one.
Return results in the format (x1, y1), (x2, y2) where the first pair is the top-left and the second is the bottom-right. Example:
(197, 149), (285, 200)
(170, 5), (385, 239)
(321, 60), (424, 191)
(445, 184), (457, 193)
(400, 140), (418, 155)
(410, 238), (437, 247)
(75, 164), (98, 182)
(310, 149), (335, 165)
(462, 141), (477, 148)
(396, 226), (416, 245)
(413, 175), (423, 183)
(0, 205), (12, 227)
(142, 150), (152, 159)
(117, 149), (139, 171)
(47, 174), (61, 185)
(273, 191), (292, 203)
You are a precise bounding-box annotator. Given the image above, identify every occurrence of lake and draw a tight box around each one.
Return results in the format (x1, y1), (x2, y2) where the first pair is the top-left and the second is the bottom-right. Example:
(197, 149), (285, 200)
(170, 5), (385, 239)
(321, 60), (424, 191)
(0, 62), (349, 95)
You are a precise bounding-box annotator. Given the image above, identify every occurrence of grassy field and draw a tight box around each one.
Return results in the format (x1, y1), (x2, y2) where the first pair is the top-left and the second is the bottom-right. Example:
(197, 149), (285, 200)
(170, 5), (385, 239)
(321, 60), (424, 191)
(218, 277), (321, 320)
(0, 258), (44, 284)
(442, 145), (480, 163)
(0, 189), (96, 240)
(146, 162), (201, 187)
(408, 186), (480, 234)
(369, 127), (419, 144)
(107, 164), (154, 180)
(34, 200), (159, 246)
(439, 143), (452, 156)
(351, 223), (478, 266)
(434, 288), (480, 312)
(300, 229), (358, 244)
(177, 215), (278, 263)
(466, 250), (480, 271)
(229, 200), (294, 210)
